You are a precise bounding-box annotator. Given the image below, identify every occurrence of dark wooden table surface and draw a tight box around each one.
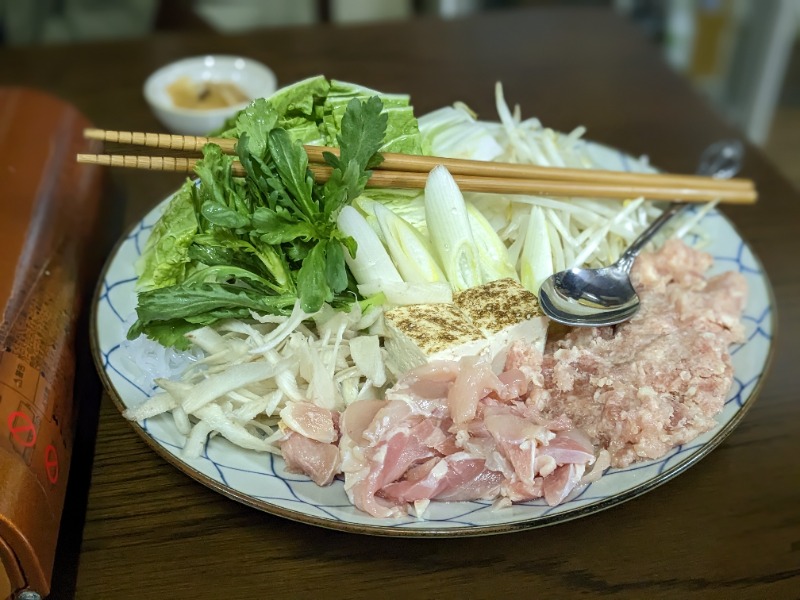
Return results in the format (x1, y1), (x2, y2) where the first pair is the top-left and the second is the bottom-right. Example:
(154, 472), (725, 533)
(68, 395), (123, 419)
(2, 7), (798, 599)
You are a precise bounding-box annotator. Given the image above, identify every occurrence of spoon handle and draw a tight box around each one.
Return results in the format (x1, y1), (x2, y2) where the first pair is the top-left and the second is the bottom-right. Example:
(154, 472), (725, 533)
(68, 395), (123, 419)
(615, 139), (744, 273)
(615, 202), (686, 272)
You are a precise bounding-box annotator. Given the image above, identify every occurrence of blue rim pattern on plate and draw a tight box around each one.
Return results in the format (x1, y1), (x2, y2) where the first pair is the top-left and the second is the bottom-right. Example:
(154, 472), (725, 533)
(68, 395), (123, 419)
(90, 143), (774, 536)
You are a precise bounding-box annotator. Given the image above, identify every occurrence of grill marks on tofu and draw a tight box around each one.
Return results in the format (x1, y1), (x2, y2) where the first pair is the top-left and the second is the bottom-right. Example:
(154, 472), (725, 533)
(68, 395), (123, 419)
(456, 278), (549, 368)
(383, 303), (487, 376)
(386, 303), (484, 356)
(384, 278), (549, 377)
(454, 277), (544, 334)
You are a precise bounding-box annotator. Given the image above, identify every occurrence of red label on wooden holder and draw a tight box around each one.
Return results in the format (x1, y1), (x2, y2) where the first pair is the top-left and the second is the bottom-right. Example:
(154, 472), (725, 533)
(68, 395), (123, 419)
(0, 353), (63, 492)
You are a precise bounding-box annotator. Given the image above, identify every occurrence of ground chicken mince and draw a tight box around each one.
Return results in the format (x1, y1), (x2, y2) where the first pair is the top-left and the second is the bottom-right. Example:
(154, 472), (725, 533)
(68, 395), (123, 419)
(524, 239), (748, 468)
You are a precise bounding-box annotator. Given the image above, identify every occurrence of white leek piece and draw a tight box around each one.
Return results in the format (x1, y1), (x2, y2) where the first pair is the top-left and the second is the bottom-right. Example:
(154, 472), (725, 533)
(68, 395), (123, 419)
(351, 196), (387, 242)
(357, 281), (453, 306)
(336, 205), (402, 286)
(373, 202), (447, 284)
(465, 202), (518, 283)
(424, 165), (482, 292)
(520, 205), (553, 294)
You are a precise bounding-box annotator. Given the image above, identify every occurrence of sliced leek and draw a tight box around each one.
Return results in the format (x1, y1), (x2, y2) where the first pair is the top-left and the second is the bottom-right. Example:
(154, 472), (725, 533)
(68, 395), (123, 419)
(357, 281), (453, 306)
(336, 206), (402, 286)
(423, 165), (482, 292)
(372, 202), (447, 284)
(465, 202), (518, 283)
(520, 205), (553, 294)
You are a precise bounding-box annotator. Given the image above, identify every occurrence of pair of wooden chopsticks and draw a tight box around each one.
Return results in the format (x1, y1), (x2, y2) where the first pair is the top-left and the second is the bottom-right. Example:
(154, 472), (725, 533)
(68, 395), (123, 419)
(76, 129), (757, 204)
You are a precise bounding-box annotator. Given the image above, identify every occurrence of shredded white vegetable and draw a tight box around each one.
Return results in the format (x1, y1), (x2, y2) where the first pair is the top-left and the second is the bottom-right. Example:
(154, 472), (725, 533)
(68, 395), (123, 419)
(123, 301), (389, 458)
(417, 83), (704, 280)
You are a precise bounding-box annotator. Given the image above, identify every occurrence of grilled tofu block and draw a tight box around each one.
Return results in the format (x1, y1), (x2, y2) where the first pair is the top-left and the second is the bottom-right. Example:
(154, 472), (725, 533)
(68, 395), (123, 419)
(453, 278), (549, 368)
(383, 303), (488, 377)
(383, 279), (550, 378)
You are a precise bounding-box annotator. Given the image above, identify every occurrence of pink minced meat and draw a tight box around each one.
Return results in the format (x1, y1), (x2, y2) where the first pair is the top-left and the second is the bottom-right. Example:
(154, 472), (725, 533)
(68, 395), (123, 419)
(523, 239), (748, 468)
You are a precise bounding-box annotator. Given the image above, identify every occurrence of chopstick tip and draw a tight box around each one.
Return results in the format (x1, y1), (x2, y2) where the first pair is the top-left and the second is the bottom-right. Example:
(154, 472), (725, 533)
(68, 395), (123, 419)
(83, 128), (107, 140)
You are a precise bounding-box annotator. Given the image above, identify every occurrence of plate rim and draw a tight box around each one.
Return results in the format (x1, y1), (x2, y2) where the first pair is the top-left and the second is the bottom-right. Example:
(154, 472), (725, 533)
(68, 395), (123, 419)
(89, 176), (777, 539)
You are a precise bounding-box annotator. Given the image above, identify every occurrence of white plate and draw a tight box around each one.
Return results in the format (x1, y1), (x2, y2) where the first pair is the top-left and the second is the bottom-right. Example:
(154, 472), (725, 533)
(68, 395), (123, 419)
(91, 143), (775, 536)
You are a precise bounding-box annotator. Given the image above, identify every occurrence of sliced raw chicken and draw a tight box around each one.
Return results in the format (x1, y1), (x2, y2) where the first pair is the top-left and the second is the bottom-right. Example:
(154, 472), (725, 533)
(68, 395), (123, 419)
(339, 355), (596, 517)
(280, 432), (340, 486)
(280, 402), (338, 444)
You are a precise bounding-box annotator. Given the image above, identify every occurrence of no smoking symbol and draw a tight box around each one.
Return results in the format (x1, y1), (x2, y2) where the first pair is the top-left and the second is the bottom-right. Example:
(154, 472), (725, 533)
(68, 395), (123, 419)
(45, 444), (59, 484)
(7, 411), (36, 447)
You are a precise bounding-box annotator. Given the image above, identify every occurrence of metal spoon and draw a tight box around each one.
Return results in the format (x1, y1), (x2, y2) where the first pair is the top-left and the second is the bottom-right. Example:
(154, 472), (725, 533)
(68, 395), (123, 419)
(538, 139), (744, 327)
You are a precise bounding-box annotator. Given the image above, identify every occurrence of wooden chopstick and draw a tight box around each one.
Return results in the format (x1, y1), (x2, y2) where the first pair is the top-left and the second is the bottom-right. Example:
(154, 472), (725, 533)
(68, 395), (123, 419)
(84, 128), (237, 155)
(76, 152), (757, 204)
(77, 153), (210, 174)
(83, 128), (754, 194)
(337, 168), (755, 203)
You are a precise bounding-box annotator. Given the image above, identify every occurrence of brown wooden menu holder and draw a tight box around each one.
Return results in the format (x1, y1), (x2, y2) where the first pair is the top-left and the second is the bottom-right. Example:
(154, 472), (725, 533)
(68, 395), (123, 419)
(0, 88), (104, 599)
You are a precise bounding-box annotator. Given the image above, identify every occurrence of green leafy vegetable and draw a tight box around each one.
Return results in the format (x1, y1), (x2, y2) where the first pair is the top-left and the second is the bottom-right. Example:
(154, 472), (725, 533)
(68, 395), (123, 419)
(324, 241), (349, 294)
(136, 283), (297, 322)
(130, 77), (408, 347)
(296, 240), (331, 312)
(219, 77), (423, 153)
(219, 98), (280, 155)
(135, 180), (198, 291)
(129, 283), (297, 349)
(267, 128), (316, 220)
(251, 207), (316, 244)
(335, 95), (388, 172)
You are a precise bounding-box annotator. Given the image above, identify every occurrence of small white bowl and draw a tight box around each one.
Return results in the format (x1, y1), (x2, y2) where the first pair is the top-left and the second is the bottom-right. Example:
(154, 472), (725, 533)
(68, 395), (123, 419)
(144, 55), (277, 135)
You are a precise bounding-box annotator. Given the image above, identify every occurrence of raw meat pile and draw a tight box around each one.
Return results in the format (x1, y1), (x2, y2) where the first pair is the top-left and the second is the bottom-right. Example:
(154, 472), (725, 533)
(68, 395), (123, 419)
(279, 240), (748, 517)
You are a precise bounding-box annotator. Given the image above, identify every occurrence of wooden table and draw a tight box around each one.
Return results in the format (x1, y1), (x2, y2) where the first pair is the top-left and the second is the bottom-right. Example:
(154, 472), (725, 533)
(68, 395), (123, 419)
(2, 7), (798, 599)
